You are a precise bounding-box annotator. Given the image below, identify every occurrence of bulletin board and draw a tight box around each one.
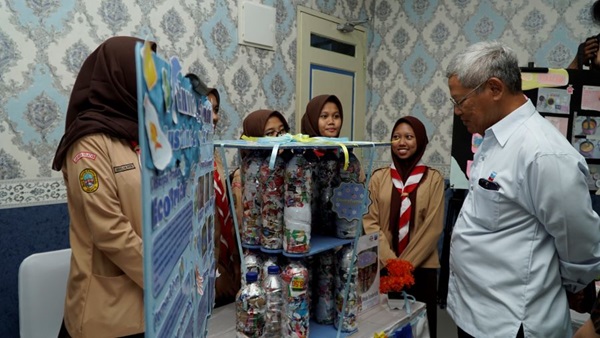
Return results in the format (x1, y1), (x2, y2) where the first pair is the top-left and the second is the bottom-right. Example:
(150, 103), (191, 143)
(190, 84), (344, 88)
(136, 41), (215, 338)
(450, 68), (600, 191)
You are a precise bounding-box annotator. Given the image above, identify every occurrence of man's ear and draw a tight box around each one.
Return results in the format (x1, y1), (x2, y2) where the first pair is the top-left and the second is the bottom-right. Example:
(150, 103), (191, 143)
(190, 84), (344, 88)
(487, 77), (504, 99)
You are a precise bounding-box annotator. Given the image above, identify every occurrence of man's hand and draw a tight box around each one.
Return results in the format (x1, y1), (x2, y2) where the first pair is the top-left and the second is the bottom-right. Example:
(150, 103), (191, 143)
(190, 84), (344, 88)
(568, 37), (600, 69)
(582, 36), (600, 66)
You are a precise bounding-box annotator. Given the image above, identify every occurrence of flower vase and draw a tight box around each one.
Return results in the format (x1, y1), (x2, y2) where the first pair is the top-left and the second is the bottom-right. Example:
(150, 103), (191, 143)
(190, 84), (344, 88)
(387, 291), (405, 310)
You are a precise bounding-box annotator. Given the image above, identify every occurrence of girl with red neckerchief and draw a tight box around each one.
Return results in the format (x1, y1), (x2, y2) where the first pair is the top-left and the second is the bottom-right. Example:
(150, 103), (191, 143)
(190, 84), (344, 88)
(363, 116), (445, 338)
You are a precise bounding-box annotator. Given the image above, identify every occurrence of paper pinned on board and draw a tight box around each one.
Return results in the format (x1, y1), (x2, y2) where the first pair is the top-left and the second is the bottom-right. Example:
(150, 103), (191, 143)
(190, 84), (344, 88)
(522, 68), (569, 91)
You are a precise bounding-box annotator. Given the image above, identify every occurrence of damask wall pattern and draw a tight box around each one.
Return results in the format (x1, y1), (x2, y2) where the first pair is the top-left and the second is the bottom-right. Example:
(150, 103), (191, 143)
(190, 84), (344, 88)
(0, 0), (596, 208)
(366, 0), (598, 176)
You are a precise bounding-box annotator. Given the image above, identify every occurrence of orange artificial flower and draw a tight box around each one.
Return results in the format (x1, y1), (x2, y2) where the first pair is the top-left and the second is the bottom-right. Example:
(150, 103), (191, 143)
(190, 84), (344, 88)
(379, 259), (415, 294)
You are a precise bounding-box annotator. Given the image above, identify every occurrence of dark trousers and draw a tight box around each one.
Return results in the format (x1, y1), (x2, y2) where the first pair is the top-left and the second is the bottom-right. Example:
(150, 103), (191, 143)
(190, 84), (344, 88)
(457, 324), (524, 338)
(404, 267), (438, 338)
(59, 320), (144, 338)
(438, 191), (466, 309)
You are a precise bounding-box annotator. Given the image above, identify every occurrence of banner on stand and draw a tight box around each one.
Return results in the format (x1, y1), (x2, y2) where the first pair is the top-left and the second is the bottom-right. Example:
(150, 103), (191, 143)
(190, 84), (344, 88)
(357, 232), (380, 314)
(136, 41), (215, 338)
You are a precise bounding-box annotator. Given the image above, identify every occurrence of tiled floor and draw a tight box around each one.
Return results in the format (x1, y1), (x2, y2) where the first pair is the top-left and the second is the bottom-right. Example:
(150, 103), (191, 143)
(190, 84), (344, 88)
(437, 306), (458, 338)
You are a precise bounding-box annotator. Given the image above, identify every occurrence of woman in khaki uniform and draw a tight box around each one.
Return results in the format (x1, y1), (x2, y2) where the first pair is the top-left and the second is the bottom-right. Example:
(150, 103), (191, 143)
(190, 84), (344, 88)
(52, 36), (151, 338)
(231, 110), (290, 232)
(363, 116), (445, 338)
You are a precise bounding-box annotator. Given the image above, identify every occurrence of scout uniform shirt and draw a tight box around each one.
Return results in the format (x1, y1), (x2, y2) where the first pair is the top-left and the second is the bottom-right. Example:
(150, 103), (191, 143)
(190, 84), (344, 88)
(62, 133), (144, 338)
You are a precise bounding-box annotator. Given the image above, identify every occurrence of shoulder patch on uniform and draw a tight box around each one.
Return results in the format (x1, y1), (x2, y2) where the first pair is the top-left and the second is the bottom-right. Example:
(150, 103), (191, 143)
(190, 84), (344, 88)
(79, 168), (99, 193)
(73, 152), (97, 163)
(114, 163), (136, 173)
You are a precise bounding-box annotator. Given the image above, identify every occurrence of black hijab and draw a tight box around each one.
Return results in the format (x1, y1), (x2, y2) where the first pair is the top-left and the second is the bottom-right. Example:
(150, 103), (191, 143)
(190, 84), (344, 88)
(52, 36), (156, 170)
(300, 94), (343, 137)
(391, 116), (429, 181)
(389, 116), (429, 254)
(242, 109), (290, 137)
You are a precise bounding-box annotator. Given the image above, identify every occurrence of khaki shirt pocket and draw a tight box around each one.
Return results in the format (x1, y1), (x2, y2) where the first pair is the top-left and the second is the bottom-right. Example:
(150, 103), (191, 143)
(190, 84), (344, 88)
(82, 274), (144, 337)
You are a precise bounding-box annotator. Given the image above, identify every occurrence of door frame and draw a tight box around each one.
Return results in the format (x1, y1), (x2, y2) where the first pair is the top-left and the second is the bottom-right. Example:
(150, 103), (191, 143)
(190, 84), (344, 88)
(295, 6), (367, 140)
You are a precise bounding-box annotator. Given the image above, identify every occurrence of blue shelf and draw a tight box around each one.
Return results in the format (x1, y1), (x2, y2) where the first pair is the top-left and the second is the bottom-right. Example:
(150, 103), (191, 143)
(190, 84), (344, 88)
(240, 243), (261, 250)
(309, 320), (357, 338)
(241, 236), (352, 257)
(260, 247), (283, 254)
(215, 139), (390, 150)
(219, 141), (382, 338)
(282, 235), (353, 258)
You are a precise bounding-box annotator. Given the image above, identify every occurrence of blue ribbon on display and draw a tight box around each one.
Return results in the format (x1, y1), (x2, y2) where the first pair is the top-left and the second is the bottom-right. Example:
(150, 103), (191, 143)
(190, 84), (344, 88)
(402, 291), (416, 314)
(240, 134), (353, 170)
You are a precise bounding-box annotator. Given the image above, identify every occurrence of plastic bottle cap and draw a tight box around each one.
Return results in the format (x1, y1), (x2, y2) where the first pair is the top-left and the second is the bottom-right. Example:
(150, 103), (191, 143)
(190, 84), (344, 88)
(267, 265), (280, 274)
(246, 271), (259, 283)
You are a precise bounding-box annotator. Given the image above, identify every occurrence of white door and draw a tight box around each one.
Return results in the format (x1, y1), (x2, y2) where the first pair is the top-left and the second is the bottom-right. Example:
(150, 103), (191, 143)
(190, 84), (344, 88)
(296, 7), (367, 141)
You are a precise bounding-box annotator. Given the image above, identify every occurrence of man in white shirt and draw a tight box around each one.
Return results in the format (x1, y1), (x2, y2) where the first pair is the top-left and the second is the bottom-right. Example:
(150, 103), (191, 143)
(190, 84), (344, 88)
(445, 40), (600, 338)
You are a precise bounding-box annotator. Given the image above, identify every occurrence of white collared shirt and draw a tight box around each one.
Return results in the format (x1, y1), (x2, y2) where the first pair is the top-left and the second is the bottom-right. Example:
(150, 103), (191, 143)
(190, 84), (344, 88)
(447, 99), (600, 338)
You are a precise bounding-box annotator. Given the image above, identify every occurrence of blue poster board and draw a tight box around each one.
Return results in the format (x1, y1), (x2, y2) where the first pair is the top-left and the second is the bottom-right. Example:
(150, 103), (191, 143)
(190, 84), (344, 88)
(135, 41), (215, 338)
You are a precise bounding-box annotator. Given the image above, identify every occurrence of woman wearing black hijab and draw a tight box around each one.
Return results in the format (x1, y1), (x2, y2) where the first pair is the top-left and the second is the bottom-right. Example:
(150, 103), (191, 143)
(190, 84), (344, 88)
(53, 36), (153, 338)
(301, 94), (343, 137)
(230, 109), (290, 227)
(363, 116), (445, 338)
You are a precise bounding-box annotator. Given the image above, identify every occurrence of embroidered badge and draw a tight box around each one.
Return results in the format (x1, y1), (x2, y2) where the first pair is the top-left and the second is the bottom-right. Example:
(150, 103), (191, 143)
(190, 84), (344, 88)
(79, 168), (99, 193)
(73, 152), (97, 163)
(114, 163), (136, 173)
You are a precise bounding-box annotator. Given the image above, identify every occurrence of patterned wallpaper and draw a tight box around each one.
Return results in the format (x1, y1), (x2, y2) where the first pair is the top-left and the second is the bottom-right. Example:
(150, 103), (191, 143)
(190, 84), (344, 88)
(0, 0), (597, 208)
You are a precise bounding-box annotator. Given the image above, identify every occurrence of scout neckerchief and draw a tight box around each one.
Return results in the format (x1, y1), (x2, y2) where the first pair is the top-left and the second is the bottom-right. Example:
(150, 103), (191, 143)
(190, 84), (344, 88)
(390, 162), (426, 255)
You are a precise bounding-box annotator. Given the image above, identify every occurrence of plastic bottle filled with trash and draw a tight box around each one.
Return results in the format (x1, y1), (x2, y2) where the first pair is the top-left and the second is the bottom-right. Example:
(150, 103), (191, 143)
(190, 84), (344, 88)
(305, 255), (315, 318)
(262, 265), (284, 337)
(314, 250), (336, 324)
(281, 259), (310, 338)
(236, 271), (266, 338)
(242, 250), (263, 285)
(261, 255), (279, 282)
(335, 151), (363, 239)
(334, 245), (360, 332)
(241, 151), (264, 245)
(315, 150), (340, 236)
(283, 150), (312, 254)
(259, 155), (286, 250)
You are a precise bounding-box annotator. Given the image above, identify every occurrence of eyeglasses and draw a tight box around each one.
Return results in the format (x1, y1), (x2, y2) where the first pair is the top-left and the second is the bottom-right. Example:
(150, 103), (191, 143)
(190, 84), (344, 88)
(264, 129), (287, 137)
(449, 80), (487, 108)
